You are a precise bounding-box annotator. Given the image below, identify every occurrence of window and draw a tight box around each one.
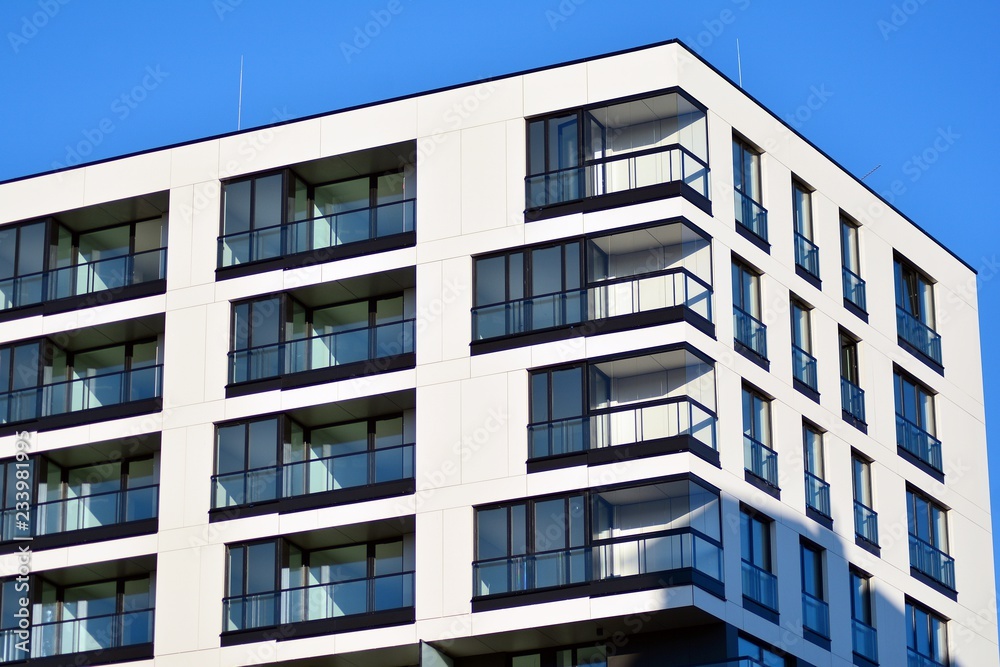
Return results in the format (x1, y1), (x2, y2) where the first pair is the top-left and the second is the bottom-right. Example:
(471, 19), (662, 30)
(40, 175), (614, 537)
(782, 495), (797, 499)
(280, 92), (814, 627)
(474, 480), (722, 599)
(732, 260), (766, 359)
(850, 569), (878, 662)
(737, 637), (785, 667)
(471, 222), (714, 342)
(229, 292), (413, 384)
(841, 216), (866, 312)
(895, 257), (942, 365)
(791, 300), (817, 392)
(733, 137), (767, 240)
(740, 508), (777, 611)
(213, 412), (415, 509)
(895, 370), (942, 472)
(800, 542), (829, 638)
(742, 386), (776, 488)
(840, 331), (865, 424)
(224, 536), (414, 631)
(852, 454), (878, 546)
(528, 350), (717, 460)
(802, 424), (829, 518)
(792, 181), (819, 278)
(525, 91), (709, 211)
(907, 489), (954, 589)
(906, 600), (948, 666)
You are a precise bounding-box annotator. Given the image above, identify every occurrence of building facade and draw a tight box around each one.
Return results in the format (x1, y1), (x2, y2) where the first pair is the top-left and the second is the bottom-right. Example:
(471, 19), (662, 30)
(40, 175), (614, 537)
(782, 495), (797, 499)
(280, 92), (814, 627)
(0, 40), (994, 667)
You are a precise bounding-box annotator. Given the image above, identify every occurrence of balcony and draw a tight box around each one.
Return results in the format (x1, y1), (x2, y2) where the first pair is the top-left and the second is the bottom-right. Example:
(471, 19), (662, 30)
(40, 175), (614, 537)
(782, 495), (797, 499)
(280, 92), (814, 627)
(792, 345), (817, 392)
(743, 435), (778, 489)
(525, 91), (709, 220)
(741, 559), (778, 611)
(841, 377), (866, 424)
(802, 591), (830, 638)
(909, 534), (956, 589)
(224, 571), (414, 630)
(854, 501), (879, 546)
(734, 190), (768, 242)
(852, 619), (878, 663)
(843, 267), (867, 312)
(896, 415), (943, 472)
(804, 472), (831, 518)
(794, 232), (820, 279)
(908, 648), (947, 667)
(897, 307), (942, 366)
(733, 307), (767, 360)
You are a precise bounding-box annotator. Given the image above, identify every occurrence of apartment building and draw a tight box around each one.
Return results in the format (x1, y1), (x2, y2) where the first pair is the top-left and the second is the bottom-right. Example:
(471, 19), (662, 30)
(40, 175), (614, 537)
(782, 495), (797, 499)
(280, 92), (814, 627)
(0, 39), (994, 667)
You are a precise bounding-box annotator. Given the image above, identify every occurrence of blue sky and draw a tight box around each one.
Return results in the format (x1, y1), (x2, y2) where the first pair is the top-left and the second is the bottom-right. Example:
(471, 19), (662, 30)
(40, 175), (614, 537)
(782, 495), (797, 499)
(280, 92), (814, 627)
(1, 0), (998, 608)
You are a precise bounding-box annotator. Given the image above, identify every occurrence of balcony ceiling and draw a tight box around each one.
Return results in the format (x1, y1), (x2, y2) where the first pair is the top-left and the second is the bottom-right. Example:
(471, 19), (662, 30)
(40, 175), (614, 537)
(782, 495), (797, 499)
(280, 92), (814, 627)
(291, 141), (416, 185)
(292, 266), (415, 308)
(55, 191), (169, 232)
(289, 389), (415, 428)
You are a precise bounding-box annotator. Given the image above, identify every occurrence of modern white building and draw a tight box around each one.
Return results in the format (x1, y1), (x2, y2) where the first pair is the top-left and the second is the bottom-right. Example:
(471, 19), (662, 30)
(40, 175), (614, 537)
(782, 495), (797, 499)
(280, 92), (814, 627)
(0, 39), (994, 667)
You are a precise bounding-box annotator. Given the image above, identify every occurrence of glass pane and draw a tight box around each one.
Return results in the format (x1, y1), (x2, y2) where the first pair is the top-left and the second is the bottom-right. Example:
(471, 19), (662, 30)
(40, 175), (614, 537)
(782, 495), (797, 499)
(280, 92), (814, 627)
(247, 419), (279, 469)
(530, 373), (549, 422)
(551, 368), (583, 420)
(528, 121), (545, 175)
(0, 228), (15, 280)
(477, 508), (507, 559)
(224, 180), (252, 234)
(476, 257), (506, 306)
(246, 542), (276, 594)
(534, 499), (566, 551)
(11, 343), (40, 390)
(17, 222), (46, 275)
(315, 177), (370, 215)
(251, 299), (282, 347)
(532, 246), (563, 296)
(217, 424), (246, 474)
(374, 541), (404, 575)
(253, 174), (283, 229)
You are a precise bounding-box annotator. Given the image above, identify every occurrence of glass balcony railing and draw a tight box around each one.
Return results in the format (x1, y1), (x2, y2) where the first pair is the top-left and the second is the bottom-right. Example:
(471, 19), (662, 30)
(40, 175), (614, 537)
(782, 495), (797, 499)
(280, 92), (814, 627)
(11, 608), (155, 659)
(223, 571), (414, 631)
(794, 232), (820, 278)
(218, 199), (415, 267)
(852, 619), (878, 662)
(0, 248), (167, 312)
(473, 529), (722, 597)
(802, 591), (830, 637)
(743, 435), (778, 488)
(741, 559), (778, 611)
(229, 319), (414, 384)
(0, 365), (163, 425)
(841, 377), (866, 423)
(527, 396), (717, 459)
(2, 484), (158, 541)
(526, 144), (710, 209)
(472, 267), (712, 341)
(908, 648), (947, 667)
(896, 415), (943, 472)
(804, 472), (830, 518)
(909, 534), (956, 589)
(734, 190), (768, 241)
(854, 500), (879, 545)
(792, 344), (817, 391)
(897, 307), (942, 365)
(842, 267), (867, 312)
(733, 307), (767, 359)
(211, 443), (414, 508)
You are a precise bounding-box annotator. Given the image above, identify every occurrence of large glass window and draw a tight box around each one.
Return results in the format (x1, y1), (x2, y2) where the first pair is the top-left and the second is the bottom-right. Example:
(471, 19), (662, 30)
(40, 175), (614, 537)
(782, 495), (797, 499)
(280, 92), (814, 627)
(906, 600), (948, 666)
(802, 424), (829, 518)
(895, 257), (941, 365)
(792, 180), (819, 278)
(800, 542), (828, 637)
(737, 637), (785, 667)
(742, 386), (776, 487)
(740, 509), (777, 611)
(852, 454), (878, 546)
(732, 260), (766, 359)
(840, 332), (865, 424)
(850, 569), (878, 662)
(907, 489), (954, 589)
(791, 300), (817, 391)
(841, 216), (866, 312)
(895, 370), (941, 471)
(733, 137), (767, 240)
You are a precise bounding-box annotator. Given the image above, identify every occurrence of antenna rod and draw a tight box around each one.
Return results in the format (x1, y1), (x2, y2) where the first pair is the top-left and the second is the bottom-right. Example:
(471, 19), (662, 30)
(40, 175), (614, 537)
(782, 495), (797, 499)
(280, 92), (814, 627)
(237, 55), (244, 130)
(736, 39), (743, 88)
(861, 164), (881, 180)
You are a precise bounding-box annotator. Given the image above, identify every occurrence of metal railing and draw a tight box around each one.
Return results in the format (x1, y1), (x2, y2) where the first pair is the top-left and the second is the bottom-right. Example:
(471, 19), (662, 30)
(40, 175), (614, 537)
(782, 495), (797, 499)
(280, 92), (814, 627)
(804, 471), (830, 518)
(794, 232), (820, 278)
(527, 396), (717, 459)
(843, 266), (867, 312)
(802, 591), (829, 637)
(474, 546), (589, 596)
(741, 559), (778, 611)
(734, 189), (768, 241)
(897, 306), (942, 365)
(224, 571), (414, 631)
(228, 319), (414, 383)
(525, 143), (710, 209)
(896, 415), (943, 472)
(472, 267), (712, 341)
(28, 484), (156, 538)
(0, 248), (167, 312)
(0, 365), (163, 425)
(792, 345), (817, 391)
(909, 534), (956, 589)
(743, 434), (778, 488)
(212, 443), (414, 508)
(841, 377), (866, 423)
(854, 500), (879, 545)
(908, 648), (947, 667)
(852, 618), (878, 662)
(218, 198), (415, 267)
(23, 608), (153, 658)
(733, 307), (767, 359)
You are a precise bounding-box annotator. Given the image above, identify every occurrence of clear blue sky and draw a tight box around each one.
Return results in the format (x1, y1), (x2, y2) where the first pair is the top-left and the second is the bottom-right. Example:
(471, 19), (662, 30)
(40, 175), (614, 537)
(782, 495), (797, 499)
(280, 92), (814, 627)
(1, 0), (998, 606)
